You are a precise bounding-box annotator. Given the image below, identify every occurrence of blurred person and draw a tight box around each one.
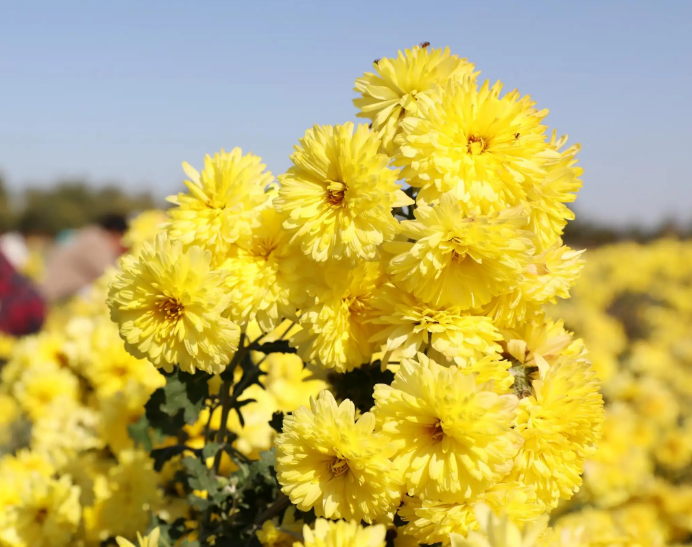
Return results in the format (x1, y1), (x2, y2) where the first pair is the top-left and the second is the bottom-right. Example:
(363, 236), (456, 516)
(0, 249), (46, 336)
(40, 214), (128, 303)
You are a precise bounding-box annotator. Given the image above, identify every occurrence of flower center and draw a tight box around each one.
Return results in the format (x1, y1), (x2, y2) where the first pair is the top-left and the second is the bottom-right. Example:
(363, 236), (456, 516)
(157, 297), (184, 321)
(467, 134), (487, 155)
(34, 507), (48, 525)
(427, 420), (445, 443)
(253, 239), (278, 259)
(325, 180), (347, 207)
(330, 457), (349, 478)
(451, 250), (468, 263)
(346, 295), (369, 316)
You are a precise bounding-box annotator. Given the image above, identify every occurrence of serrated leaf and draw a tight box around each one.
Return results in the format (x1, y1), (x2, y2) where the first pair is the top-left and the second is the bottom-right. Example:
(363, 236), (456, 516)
(187, 492), (210, 511)
(182, 456), (219, 496)
(202, 442), (222, 461)
(150, 444), (188, 472)
(161, 369), (210, 424)
(248, 450), (276, 483)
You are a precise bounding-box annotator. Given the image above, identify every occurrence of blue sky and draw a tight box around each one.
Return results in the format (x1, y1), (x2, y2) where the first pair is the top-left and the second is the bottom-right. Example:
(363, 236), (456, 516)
(1, 0), (690, 227)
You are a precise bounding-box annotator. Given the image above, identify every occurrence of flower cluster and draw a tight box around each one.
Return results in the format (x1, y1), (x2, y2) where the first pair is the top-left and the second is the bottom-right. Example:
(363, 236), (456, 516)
(0, 43), (605, 547)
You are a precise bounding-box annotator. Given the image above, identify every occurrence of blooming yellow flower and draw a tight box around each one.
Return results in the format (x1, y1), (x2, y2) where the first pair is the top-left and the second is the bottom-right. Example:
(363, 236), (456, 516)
(220, 205), (304, 331)
(369, 282), (501, 366)
(256, 507), (302, 547)
(79, 316), (164, 398)
(399, 482), (542, 546)
(166, 148), (274, 263)
(259, 352), (327, 412)
(290, 261), (384, 372)
(373, 354), (522, 502)
(275, 390), (402, 522)
(274, 122), (410, 264)
(449, 504), (549, 547)
(116, 527), (160, 547)
(354, 44), (476, 155)
(387, 195), (533, 309)
(394, 79), (554, 209)
(509, 355), (603, 508)
(86, 449), (163, 541)
(525, 133), (583, 251)
(296, 519), (386, 547)
(122, 209), (168, 255)
(483, 243), (584, 328)
(12, 363), (79, 421)
(99, 380), (155, 454)
(0, 474), (81, 547)
(108, 233), (240, 374)
(0, 450), (55, 511)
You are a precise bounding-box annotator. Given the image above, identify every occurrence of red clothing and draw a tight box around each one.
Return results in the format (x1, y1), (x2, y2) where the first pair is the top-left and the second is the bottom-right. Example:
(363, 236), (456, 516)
(0, 250), (46, 336)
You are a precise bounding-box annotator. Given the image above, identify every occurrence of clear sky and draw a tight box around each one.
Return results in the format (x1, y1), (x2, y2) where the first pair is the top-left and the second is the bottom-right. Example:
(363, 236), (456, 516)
(1, 0), (690, 227)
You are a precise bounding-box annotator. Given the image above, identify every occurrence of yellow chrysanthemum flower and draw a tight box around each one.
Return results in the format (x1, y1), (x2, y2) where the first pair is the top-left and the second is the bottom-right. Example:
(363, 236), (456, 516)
(12, 363), (80, 421)
(399, 482), (542, 546)
(108, 233), (240, 374)
(0, 450), (55, 511)
(394, 79), (554, 209)
(99, 380), (155, 454)
(290, 261), (384, 372)
(30, 398), (102, 468)
(274, 122), (411, 264)
(525, 133), (583, 251)
(166, 148), (274, 262)
(116, 527), (160, 547)
(387, 195), (533, 309)
(86, 449), (162, 541)
(256, 507), (302, 547)
(509, 355), (604, 508)
(275, 390), (402, 522)
(483, 243), (584, 328)
(78, 316), (164, 398)
(373, 354), (522, 502)
(0, 474), (81, 547)
(369, 282), (501, 366)
(353, 44), (476, 155)
(122, 209), (167, 255)
(259, 352), (327, 412)
(220, 205), (304, 331)
(297, 519), (386, 547)
(450, 505), (549, 547)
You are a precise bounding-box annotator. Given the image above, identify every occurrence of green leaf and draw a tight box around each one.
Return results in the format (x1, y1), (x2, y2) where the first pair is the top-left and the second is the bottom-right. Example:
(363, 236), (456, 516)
(202, 442), (222, 461)
(150, 444), (188, 472)
(161, 369), (210, 424)
(248, 449), (276, 483)
(182, 456), (219, 496)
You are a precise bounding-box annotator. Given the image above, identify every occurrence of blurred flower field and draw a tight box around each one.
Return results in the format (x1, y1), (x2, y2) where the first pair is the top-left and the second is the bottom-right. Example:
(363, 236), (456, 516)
(3, 227), (691, 546)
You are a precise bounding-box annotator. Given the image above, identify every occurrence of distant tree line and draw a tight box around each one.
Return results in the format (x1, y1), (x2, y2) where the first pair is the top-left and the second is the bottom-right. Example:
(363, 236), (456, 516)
(0, 176), (160, 236)
(563, 211), (692, 249)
